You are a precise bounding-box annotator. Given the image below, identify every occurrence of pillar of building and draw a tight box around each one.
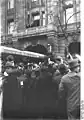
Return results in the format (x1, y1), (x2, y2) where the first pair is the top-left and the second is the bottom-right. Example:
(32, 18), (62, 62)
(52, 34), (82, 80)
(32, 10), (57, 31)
(40, 10), (42, 26)
(73, 0), (77, 29)
(45, 0), (48, 25)
(58, 36), (67, 57)
(59, 0), (64, 25)
(47, 33), (58, 56)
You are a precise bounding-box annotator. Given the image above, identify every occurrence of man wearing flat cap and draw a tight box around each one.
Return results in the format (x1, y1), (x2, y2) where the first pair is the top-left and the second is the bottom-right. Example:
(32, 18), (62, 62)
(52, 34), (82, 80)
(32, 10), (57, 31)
(58, 59), (80, 120)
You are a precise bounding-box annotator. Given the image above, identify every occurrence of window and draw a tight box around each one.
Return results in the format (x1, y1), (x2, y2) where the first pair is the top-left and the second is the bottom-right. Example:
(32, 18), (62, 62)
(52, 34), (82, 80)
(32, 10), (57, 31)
(8, 20), (14, 34)
(42, 12), (46, 26)
(29, 12), (40, 27)
(66, 8), (74, 24)
(26, 14), (30, 28)
(64, 0), (74, 24)
(28, 14), (30, 24)
(33, 14), (40, 27)
(8, 0), (14, 9)
(34, 15), (40, 20)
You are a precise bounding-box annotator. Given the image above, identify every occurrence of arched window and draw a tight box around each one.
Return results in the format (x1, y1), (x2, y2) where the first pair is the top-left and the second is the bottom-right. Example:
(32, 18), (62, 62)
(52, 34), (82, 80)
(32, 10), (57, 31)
(8, 0), (14, 9)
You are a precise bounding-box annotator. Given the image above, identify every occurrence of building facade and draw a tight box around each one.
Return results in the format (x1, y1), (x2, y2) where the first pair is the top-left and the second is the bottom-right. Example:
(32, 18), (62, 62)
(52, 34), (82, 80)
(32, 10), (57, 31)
(1, 0), (80, 57)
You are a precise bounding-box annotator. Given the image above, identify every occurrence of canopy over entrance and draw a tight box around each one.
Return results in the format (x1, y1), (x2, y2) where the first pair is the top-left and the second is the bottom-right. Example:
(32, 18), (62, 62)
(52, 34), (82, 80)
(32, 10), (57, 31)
(24, 44), (48, 55)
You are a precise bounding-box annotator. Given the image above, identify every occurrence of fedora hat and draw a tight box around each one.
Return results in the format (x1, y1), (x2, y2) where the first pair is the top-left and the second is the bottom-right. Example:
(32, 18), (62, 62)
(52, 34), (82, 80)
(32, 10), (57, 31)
(68, 59), (79, 69)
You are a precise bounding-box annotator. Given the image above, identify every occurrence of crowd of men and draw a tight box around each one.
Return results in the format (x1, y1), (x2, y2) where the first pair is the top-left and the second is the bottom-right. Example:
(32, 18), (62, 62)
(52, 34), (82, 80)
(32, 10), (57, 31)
(0, 53), (80, 120)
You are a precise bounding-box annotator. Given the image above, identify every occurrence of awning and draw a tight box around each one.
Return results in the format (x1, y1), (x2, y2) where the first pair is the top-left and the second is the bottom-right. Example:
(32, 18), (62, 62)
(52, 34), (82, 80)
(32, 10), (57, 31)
(1, 46), (46, 58)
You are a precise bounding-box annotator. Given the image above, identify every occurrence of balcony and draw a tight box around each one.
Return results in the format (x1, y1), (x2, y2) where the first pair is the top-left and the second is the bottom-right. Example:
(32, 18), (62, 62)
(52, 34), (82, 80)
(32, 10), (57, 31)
(13, 24), (56, 38)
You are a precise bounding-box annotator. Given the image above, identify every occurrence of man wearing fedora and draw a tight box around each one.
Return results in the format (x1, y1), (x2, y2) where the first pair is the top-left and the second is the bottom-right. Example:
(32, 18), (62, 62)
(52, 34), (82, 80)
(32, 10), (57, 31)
(58, 59), (80, 120)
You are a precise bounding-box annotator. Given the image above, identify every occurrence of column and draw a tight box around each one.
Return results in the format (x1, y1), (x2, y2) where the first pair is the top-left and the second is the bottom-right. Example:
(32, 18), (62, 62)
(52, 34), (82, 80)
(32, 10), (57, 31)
(60, 1), (64, 25)
(73, 0), (77, 28)
(29, 0), (32, 26)
(29, 11), (32, 26)
(40, 10), (42, 26)
(5, 0), (8, 37)
(53, 0), (59, 27)
(58, 37), (66, 57)
(47, 34), (58, 54)
(45, 0), (48, 25)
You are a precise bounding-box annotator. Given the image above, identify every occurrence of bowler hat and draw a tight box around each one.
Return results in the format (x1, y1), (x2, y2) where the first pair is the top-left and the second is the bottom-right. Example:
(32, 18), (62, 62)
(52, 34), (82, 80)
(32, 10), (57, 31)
(68, 59), (79, 69)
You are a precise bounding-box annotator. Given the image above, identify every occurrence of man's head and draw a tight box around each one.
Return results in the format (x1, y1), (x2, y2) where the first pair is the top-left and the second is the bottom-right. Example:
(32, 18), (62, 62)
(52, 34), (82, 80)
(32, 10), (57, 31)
(5, 61), (15, 74)
(58, 64), (69, 75)
(68, 59), (80, 73)
(6, 55), (15, 67)
(18, 62), (24, 70)
(6, 55), (14, 62)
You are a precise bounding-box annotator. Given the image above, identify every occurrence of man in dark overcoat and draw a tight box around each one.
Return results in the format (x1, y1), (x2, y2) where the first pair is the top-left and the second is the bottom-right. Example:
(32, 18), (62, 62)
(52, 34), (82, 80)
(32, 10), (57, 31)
(58, 59), (80, 120)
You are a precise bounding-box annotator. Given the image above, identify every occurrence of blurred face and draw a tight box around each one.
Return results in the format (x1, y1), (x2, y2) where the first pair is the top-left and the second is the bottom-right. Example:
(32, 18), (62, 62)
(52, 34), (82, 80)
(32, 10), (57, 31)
(19, 65), (24, 70)
(5, 67), (13, 73)
(56, 60), (61, 65)
(74, 66), (80, 73)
